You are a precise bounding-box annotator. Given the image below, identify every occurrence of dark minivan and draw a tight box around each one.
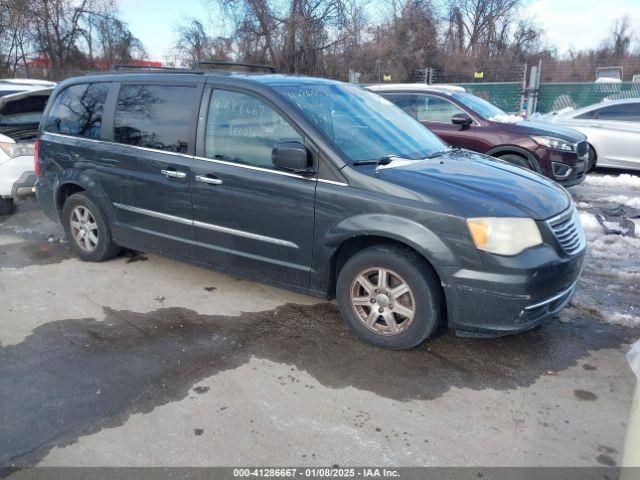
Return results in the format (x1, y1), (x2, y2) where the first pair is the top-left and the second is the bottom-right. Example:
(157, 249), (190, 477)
(369, 84), (590, 186)
(35, 68), (586, 349)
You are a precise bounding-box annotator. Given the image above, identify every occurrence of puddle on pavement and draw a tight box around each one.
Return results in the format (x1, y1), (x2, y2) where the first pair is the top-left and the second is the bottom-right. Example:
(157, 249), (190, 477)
(0, 240), (73, 268)
(1, 302), (637, 468)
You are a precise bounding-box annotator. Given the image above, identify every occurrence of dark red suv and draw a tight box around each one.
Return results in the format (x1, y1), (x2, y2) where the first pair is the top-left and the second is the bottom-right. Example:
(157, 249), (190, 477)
(369, 85), (589, 186)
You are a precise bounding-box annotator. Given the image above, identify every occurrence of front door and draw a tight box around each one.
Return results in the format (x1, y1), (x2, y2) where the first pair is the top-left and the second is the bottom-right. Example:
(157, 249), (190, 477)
(96, 82), (201, 254)
(191, 87), (316, 288)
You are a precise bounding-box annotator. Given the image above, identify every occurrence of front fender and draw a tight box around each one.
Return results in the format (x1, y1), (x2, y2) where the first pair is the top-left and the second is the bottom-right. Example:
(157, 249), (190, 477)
(324, 213), (458, 266)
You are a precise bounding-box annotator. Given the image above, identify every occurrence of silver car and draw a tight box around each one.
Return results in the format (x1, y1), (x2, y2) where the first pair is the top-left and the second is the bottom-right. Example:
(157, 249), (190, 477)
(543, 98), (640, 171)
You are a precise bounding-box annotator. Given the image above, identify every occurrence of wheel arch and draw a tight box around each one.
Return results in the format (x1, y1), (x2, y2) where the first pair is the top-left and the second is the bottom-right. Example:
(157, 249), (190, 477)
(322, 214), (455, 300)
(486, 145), (542, 172)
(53, 171), (114, 221)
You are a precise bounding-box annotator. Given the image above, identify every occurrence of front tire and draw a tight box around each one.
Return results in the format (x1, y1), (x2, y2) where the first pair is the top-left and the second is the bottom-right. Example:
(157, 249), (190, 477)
(62, 192), (120, 262)
(499, 153), (535, 171)
(336, 244), (443, 350)
(587, 145), (597, 172)
(0, 197), (14, 216)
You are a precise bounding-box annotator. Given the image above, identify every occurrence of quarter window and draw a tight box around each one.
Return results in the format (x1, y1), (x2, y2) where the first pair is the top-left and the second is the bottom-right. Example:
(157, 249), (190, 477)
(114, 84), (195, 153)
(205, 89), (303, 170)
(416, 95), (465, 122)
(44, 83), (109, 139)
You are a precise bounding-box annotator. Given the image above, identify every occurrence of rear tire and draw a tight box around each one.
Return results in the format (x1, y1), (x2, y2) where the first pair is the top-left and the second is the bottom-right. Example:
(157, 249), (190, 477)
(336, 244), (443, 350)
(62, 192), (120, 262)
(498, 153), (535, 171)
(0, 198), (14, 216)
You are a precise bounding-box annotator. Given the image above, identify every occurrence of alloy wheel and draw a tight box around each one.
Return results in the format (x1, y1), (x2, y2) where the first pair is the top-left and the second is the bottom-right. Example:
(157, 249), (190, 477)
(350, 267), (415, 336)
(70, 206), (99, 252)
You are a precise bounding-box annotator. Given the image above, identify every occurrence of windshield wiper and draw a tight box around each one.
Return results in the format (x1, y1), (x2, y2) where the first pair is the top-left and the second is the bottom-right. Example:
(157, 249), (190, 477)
(425, 149), (452, 159)
(352, 156), (395, 166)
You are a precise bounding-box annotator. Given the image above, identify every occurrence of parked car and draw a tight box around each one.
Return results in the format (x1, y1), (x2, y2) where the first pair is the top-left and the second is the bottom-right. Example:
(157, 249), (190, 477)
(0, 84), (54, 214)
(540, 98), (640, 171)
(35, 69), (585, 349)
(367, 84), (589, 186)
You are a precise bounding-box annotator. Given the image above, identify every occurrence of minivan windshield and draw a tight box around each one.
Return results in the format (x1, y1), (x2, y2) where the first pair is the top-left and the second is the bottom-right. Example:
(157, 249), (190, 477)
(451, 92), (507, 120)
(274, 83), (446, 163)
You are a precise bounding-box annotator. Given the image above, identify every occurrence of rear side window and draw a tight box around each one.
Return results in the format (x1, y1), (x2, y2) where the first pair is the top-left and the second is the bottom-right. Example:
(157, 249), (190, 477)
(44, 83), (109, 139)
(114, 84), (194, 153)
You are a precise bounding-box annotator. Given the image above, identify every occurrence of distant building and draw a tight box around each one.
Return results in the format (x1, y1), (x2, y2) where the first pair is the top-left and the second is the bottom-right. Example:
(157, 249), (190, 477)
(25, 52), (162, 76)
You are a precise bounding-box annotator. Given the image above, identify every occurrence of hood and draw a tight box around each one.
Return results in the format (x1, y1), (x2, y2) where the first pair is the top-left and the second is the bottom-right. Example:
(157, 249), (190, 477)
(373, 150), (571, 220)
(500, 120), (586, 142)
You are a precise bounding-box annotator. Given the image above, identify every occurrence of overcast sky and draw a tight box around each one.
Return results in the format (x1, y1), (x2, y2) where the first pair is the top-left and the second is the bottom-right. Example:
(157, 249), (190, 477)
(118, 0), (640, 62)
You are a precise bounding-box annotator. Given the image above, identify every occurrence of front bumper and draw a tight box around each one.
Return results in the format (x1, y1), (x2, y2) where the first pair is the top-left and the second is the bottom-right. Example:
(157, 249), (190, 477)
(441, 242), (585, 336)
(535, 146), (587, 186)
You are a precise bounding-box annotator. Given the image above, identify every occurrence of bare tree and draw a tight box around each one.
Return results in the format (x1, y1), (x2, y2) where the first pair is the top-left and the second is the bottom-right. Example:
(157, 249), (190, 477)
(174, 17), (232, 67)
(603, 15), (633, 58)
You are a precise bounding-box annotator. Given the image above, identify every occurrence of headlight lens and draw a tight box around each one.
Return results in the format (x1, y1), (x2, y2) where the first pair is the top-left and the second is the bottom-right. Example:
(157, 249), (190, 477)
(530, 135), (575, 152)
(467, 217), (542, 256)
(0, 141), (34, 159)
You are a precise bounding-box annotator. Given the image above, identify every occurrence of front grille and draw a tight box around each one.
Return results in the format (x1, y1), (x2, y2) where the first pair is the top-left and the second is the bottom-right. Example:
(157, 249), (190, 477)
(547, 207), (586, 255)
(576, 141), (588, 159)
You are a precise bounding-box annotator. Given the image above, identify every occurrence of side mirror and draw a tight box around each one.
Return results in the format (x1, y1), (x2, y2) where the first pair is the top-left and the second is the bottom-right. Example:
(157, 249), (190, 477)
(272, 141), (315, 175)
(451, 113), (473, 126)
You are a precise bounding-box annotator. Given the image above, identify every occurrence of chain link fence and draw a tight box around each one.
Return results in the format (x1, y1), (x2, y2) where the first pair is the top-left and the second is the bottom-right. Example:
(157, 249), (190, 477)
(458, 81), (640, 114)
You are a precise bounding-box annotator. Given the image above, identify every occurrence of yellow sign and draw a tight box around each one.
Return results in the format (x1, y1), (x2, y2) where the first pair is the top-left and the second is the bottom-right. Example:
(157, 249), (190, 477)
(383, 74), (392, 82)
(474, 71), (484, 79)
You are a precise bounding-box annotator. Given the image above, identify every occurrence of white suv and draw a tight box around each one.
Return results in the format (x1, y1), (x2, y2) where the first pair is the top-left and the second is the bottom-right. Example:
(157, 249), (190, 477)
(0, 79), (55, 214)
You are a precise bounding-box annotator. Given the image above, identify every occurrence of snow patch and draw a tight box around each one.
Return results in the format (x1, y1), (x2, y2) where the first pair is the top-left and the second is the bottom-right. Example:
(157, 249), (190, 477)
(584, 174), (640, 190)
(489, 113), (523, 124)
(601, 312), (640, 327)
(579, 213), (640, 261)
(599, 195), (640, 209)
(579, 213), (602, 234)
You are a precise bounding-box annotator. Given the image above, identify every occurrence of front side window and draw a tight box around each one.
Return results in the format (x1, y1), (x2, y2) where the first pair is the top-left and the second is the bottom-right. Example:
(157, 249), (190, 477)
(114, 84), (194, 153)
(44, 83), (109, 139)
(205, 89), (303, 169)
(451, 92), (506, 120)
(590, 103), (640, 122)
(274, 83), (445, 163)
(575, 109), (598, 120)
(416, 95), (465, 122)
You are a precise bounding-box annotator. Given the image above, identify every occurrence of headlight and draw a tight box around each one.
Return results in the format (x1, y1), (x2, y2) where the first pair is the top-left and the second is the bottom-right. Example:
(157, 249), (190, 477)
(467, 217), (542, 256)
(0, 141), (34, 159)
(530, 135), (575, 152)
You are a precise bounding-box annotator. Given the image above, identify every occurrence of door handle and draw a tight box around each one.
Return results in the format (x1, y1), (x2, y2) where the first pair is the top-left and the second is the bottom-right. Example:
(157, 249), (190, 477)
(161, 169), (187, 179)
(195, 175), (223, 185)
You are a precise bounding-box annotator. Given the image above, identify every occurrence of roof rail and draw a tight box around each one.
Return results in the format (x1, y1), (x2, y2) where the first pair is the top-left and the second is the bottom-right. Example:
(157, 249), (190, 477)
(194, 61), (277, 73)
(112, 64), (184, 71)
(85, 65), (204, 76)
